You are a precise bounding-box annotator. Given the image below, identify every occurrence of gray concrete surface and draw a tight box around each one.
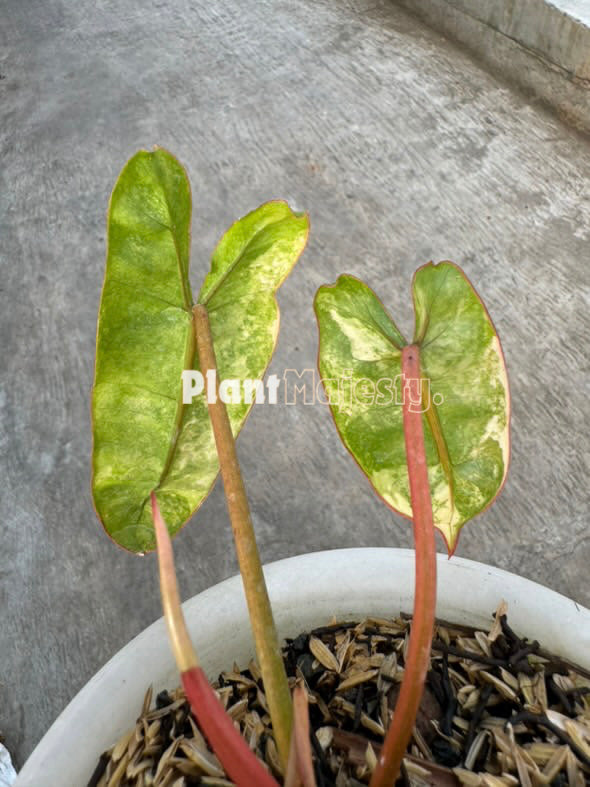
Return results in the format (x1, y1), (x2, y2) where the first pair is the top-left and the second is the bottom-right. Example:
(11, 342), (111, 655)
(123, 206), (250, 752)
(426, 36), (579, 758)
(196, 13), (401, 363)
(395, 0), (590, 130)
(1, 0), (589, 770)
(423, 0), (590, 79)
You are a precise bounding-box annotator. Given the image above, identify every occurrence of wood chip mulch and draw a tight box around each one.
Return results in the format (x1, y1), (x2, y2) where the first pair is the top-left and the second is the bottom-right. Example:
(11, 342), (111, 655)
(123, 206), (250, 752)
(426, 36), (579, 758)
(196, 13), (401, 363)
(89, 605), (590, 786)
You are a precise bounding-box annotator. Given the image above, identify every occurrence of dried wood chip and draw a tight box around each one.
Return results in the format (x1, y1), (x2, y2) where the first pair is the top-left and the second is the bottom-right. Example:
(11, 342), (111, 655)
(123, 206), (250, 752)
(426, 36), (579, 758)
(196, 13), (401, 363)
(479, 671), (518, 702)
(91, 610), (590, 787)
(337, 669), (379, 692)
(364, 743), (377, 772)
(309, 636), (341, 673)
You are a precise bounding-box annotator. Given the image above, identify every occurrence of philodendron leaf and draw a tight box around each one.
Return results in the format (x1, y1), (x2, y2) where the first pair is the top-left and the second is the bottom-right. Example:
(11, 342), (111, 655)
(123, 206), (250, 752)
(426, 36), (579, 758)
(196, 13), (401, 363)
(92, 148), (308, 552)
(314, 262), (510, 553)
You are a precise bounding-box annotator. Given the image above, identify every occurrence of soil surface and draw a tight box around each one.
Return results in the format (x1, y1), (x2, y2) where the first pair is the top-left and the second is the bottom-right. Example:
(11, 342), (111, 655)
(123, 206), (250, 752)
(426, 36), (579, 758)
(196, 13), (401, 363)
(90, 610), (590, 786)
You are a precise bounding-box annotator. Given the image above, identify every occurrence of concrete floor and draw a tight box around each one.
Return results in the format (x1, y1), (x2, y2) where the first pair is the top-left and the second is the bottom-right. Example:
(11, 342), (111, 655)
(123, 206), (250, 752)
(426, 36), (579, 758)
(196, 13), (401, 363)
(1, 0), (589, 770)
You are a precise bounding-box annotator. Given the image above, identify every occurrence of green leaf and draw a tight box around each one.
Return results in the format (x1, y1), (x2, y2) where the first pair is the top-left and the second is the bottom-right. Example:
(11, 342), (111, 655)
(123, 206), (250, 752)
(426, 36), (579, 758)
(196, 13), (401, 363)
(92, 149), (308, 552)
(314, 262), (510, 552)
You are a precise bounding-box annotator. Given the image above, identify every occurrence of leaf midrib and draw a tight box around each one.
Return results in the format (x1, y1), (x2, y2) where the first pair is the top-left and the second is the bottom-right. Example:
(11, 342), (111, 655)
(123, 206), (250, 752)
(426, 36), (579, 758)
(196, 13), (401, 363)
(420, 364), (455, 530)
(135, 309), (196, 523)
(130, 215), (195, 522)
(133, 218), (285, 521)
(199, 216), (289, 307)
(151, 153), (193, 311)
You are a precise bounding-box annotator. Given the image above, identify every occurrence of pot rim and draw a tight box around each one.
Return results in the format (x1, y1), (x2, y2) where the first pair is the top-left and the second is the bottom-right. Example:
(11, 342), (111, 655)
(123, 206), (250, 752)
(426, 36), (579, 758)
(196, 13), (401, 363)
(15, 547), (590, 786)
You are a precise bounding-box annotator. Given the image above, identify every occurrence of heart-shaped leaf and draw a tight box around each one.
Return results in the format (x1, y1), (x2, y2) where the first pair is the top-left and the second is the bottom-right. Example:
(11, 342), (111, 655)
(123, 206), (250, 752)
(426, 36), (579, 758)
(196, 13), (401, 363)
(314, 262), (510, 552)
(92, 149), (308, 552)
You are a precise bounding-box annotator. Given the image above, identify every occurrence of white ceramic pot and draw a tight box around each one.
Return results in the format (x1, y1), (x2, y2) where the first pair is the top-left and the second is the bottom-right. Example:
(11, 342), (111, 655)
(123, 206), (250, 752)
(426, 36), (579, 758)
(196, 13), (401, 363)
(15, 548), (590, 786)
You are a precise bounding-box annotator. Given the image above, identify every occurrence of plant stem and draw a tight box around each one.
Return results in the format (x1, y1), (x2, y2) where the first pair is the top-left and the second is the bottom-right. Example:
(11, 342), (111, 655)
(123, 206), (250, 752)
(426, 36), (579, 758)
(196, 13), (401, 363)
(151, 494), (279, 787)
(152, 491), (198, 673)
(369, 344), (437, 787)
(193, 303), (293, 768)
(285, 684), (317, 787)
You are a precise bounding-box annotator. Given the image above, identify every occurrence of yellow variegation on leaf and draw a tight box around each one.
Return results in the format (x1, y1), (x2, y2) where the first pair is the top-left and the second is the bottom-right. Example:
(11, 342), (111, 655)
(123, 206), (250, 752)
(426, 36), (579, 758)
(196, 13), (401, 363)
(92, 149), (309, 552)
(314, 262), (510, 553)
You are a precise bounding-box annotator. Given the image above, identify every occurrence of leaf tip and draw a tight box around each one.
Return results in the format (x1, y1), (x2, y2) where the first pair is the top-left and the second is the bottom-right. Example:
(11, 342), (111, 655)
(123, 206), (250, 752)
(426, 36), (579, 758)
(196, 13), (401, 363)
(440, 527), (460, 558)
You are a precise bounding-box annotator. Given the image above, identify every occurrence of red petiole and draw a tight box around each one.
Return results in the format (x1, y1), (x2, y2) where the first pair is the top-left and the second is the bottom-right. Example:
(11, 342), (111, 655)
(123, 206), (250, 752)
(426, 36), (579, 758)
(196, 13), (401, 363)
(151, 493), (279, 787)
(284, 684), (317, 787)
(369, 345), (437, 787)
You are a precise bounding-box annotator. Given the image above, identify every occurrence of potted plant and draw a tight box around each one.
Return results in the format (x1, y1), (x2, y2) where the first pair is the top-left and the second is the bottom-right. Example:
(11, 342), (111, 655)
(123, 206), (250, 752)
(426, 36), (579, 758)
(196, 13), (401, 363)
(14, 550), (590, 786)
(313, 260), (511, 784)
(14, 150), (590, 787)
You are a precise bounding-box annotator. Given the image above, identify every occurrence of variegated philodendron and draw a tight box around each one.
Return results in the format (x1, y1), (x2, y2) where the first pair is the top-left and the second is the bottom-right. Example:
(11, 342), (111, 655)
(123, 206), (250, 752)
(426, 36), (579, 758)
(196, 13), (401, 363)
(92, 149), (309, 552)
(314, 263), (510, 552)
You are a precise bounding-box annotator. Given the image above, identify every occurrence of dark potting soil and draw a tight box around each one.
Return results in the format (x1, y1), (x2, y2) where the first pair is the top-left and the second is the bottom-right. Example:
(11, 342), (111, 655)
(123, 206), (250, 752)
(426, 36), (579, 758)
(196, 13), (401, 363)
(89, 607), (590, 786)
